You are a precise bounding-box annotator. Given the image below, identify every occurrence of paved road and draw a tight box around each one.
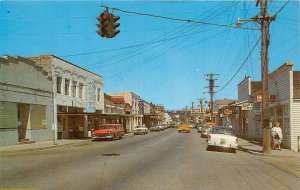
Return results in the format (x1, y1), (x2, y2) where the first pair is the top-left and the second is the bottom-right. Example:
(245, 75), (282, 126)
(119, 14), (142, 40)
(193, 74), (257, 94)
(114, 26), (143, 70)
(1, 128), (299, 190)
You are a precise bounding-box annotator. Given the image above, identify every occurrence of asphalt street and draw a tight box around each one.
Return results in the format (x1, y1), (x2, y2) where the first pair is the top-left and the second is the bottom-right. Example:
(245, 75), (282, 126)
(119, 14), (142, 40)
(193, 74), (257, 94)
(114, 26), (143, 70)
(0, 128), (299, 190)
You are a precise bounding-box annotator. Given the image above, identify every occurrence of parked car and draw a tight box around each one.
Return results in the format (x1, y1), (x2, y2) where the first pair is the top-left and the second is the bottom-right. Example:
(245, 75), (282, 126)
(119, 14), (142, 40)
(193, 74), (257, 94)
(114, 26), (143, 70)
(201, 122), (217, 138)
(177, 124), (191, 133)
(91, 124), (125, 141)
(149, 125), (161, 132)
(207, 126), (238, 153)
(197, 124), (204, 133)
(134, 126), (149, 135)
(201, 126), (213, 138)
(158, 125), (165, 131)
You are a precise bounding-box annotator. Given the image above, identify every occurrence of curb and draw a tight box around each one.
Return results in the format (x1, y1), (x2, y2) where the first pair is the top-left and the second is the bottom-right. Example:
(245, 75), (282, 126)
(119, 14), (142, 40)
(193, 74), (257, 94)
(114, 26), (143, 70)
(0, 140), (92, 154)
(238, 146), (298, 158)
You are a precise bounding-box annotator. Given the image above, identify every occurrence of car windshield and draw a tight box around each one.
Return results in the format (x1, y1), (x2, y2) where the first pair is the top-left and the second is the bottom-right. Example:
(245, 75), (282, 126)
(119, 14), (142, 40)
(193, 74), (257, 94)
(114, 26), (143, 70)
(211, 127), (234, 135)
(95, 125), (116, 130)
(204, 126), (212, 132)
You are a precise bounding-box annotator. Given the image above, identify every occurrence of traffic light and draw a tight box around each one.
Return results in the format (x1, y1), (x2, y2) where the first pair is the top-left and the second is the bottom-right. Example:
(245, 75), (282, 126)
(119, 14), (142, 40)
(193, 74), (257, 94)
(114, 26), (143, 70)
(107, 14), (120, 38)
(96, 11), (109, 38)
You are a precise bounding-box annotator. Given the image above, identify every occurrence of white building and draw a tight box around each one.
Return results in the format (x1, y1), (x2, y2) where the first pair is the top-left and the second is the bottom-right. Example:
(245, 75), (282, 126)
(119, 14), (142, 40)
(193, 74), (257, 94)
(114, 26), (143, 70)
(0, 56), (54, 146)
(116, 92), (143, 132)
(236, 62), (300, 152)
(28, 55), (104, 139)
(268, 63), (300, 151)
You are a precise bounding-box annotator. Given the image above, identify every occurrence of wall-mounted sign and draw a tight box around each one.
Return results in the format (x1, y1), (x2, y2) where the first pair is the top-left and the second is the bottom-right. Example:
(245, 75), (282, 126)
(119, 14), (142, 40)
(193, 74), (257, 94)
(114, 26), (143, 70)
(111, 96), (125, 104)
(253, 102), (261, 111)
(269, 95), (276, 102)
(241, 103), (253, 110)
(86, 78), (95, 113)
(224, 109), (232, 115)
(257, 95), (276, 103)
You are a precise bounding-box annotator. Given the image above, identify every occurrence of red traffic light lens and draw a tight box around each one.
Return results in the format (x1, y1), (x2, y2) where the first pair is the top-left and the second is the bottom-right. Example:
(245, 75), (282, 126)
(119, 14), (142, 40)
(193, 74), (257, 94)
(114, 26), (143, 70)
(102, 14), (108, 20)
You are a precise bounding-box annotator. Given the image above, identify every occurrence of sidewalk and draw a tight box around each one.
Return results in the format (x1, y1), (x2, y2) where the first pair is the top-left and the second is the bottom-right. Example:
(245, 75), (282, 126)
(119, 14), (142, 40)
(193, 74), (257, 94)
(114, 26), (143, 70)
(0, 133), (134, 154)
(0, 139), (91, 153)
(238, 138), (300, 157)
(238, 138), (300, 178)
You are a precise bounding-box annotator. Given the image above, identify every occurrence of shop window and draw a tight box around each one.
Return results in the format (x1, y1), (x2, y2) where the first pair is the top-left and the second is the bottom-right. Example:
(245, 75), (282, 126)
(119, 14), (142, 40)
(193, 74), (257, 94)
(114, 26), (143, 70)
(0, 101), (17, 129)
(270, 107), (276, 117)
(276, 106), (283, 117)
(72, 81), (77, 97)
(97, 88), (101, 102)
(30, 105), (46, 129)
(57, 77), (62, 94)
(79, 83), (83, 98)
(284, 104), (289, 115)
(65, 79), (70, 95)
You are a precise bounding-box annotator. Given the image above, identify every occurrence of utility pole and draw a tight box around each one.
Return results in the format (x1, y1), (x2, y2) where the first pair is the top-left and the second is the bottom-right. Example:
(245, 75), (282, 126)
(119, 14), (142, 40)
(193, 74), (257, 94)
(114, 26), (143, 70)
(191, 102), (194, 123)
(197, 98), (205, 123)
(185, 106), (188, 123)
(205, 73), (219, 122)
(253, 0), (275, 154)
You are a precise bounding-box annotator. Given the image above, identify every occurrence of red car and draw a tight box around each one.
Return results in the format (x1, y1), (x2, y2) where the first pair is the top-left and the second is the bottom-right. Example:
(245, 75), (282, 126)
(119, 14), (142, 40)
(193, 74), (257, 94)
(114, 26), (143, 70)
(92, 124), (125, 141)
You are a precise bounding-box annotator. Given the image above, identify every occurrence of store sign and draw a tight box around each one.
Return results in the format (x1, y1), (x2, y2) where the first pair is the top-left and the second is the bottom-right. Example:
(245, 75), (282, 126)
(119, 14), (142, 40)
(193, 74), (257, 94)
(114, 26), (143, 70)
(241, 103), (253, 110)
(111, 96), (125, 104)
(257, 95), (276, 103)
(253, 102), (261, 111)
(223, 109), (232, 115)
(86, 78), (95, 113)
(191, 109), (201, 114)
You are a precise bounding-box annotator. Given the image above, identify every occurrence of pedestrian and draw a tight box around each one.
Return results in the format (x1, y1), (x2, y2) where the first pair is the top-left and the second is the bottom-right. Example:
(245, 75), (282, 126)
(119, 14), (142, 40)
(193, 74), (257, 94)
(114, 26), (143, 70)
(272, 121), (283, 150)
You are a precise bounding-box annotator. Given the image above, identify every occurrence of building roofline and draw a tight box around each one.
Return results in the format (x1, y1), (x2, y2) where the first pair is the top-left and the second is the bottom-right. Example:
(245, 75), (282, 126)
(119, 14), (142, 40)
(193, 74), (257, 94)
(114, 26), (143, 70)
(28, 54), (103, 79)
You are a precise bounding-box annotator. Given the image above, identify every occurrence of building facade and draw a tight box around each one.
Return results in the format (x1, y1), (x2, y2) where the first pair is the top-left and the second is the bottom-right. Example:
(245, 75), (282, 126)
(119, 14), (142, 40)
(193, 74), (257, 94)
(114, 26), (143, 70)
(28, 55), (104, 139)
(116, 92), (143, 132)
(0, 56), (54, 146)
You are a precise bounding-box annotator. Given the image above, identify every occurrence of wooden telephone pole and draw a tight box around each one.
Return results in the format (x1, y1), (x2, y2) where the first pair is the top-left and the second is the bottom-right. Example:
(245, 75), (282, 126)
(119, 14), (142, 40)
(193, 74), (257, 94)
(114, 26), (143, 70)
(205, 74), (219, 122)
(253, 0), (275, 154)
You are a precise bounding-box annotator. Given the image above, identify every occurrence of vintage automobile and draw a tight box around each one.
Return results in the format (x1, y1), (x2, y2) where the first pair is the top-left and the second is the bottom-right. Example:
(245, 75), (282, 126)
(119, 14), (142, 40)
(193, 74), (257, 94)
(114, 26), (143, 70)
(177, 124), (191, 133)
(197, 124), (205, 133)
(134, 126), (149, 135)
(200, 122), (217, 138)
(207, 126), (238, 153)
(149, 125), (161, 132)
(91, 124), (125, 141)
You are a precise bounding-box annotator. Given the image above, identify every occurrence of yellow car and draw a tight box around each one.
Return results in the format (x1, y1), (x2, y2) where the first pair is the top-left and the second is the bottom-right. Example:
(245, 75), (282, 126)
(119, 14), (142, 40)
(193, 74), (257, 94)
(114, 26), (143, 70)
(177, 124), (191, 133)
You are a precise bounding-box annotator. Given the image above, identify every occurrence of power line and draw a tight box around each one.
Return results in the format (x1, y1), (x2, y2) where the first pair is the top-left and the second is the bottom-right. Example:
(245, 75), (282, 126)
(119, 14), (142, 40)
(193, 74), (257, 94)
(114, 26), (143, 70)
(101, 5), (260, 31)
(216, 36), (261, 93)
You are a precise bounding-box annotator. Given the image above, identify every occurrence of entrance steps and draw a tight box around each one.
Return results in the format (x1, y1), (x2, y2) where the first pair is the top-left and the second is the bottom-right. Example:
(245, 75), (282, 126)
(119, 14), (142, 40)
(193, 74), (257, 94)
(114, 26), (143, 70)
(19, 139), (35, 144)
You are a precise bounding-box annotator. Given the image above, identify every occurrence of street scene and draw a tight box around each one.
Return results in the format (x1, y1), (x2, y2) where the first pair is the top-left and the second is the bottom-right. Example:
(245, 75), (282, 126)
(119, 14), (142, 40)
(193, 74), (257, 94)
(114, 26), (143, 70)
(0, 0), (299, 190)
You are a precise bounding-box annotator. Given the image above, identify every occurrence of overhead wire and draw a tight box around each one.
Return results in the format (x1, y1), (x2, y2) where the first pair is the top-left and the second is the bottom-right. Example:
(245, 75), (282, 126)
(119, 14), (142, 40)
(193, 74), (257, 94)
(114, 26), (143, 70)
(102, 5), (260, 31)
(102, 1), (241, 78)
(89, 1), (237, 72)
(215, 36), (261, 93)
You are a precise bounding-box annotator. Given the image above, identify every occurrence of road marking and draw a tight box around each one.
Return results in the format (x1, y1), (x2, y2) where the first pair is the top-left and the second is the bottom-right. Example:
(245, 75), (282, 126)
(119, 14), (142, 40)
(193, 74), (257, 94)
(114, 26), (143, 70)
(270, 162), (300, 178)
(149, 132), (177, 146)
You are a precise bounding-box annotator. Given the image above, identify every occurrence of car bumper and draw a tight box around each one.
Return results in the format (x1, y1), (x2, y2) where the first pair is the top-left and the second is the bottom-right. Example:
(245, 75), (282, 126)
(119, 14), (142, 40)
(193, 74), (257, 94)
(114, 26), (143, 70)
(92, 135), (113, 140)
(207, 141), (238, 149)
(134, 131), (146, 135)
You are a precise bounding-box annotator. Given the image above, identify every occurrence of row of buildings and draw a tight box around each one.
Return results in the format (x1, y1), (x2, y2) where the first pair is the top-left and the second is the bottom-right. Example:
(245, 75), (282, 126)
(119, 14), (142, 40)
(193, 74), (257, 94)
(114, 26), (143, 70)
(211, 62), (300, 152)
(0, 55), (165, 147)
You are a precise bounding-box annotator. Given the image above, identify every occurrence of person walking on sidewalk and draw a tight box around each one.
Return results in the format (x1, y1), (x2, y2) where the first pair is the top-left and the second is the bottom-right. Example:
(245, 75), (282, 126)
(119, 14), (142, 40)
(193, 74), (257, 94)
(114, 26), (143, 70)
(272, 121), (283, 150)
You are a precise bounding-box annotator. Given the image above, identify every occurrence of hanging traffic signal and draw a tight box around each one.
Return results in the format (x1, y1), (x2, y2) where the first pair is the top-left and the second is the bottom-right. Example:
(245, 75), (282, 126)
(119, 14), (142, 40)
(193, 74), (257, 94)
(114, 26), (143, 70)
(96, 11), (109, 38)
(107, 14), (120, 38)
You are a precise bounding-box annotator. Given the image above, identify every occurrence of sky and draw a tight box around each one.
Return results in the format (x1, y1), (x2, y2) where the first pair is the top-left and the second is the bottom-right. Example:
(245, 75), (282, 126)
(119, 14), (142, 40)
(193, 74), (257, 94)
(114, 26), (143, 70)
(0, 0), (299, 110)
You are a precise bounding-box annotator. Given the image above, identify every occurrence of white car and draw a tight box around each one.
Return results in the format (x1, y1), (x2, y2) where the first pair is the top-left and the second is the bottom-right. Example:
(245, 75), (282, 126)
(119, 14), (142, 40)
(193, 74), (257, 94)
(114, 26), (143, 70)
(133, 126), (149, 135)
(207, 126), (238, 153)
